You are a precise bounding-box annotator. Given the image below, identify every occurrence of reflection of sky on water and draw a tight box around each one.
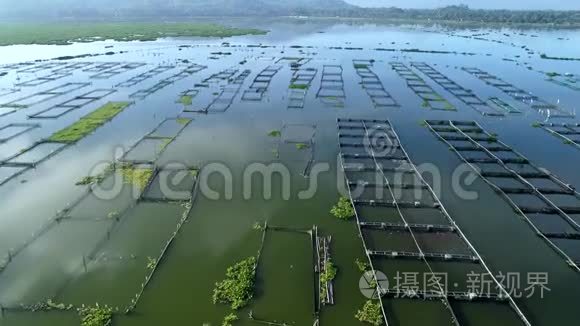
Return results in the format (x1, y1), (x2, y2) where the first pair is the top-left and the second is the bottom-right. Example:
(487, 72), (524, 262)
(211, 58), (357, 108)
(0, 21), (579, 325)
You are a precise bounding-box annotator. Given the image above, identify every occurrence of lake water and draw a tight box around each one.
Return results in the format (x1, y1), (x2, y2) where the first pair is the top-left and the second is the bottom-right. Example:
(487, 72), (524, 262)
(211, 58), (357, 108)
(0, 20), (579, 326)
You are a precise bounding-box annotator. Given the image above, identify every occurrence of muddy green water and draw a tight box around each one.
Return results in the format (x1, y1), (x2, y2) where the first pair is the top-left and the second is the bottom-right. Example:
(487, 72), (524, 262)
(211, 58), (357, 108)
(0, 21), (580, 326)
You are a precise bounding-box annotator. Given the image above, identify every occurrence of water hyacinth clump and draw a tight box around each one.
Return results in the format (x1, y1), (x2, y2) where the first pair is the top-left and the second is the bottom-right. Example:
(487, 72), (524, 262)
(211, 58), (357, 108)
(78, 304), (114, 326)
(331, 196), (355, 220)
(213, 257), (257, 310)
(355, 300), (383, 325)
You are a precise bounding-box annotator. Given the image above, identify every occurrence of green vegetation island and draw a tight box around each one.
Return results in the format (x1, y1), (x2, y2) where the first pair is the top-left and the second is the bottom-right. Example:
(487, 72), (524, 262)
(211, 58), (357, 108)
(0, 22), (266, 46)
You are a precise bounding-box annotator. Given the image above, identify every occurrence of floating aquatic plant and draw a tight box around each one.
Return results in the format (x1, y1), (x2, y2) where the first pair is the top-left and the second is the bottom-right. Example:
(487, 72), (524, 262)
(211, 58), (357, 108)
(320, 261), (337, 284)
(213, 257), (257, 310)
(222, 313), (239, 326)
(296, 143), (310, 150)
(331, 196), (355, 220)
(146, 257), (156, 270)
(268, 130), (281, 137)
(78, 304), (113, 326)
(355, 300), (383, 325)
(355, 258), (370, 272)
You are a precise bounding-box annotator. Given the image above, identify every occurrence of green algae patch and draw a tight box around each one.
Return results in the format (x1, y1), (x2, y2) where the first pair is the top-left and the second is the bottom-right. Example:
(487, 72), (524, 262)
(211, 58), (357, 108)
(179, 95), (193, 106)
(0, 23), (267, 46)
(177, 118), (192, 125)
(49, 102), (131, 143)
(289, 83), (309, 90)
(120, 164), (154, 190)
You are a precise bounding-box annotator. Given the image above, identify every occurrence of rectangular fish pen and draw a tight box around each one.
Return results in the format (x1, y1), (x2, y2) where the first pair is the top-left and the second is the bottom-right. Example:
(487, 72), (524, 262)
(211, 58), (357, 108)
(15, 72), (72, 87)
(207, 70), (251, 113)
(89, 62), (146, 79)
(242, 65), (282, 101)
(337, 118), (531, 326)
(0, 82), (91, 117)
(51, 62), (94, 74)
(250, 224), (318, 326)
(411, 62), (503, 116)
(353, 60), (399, 108)
(0, 123), (40, 144)
(535, 122), (580, 150)
(425, 120), (580, 272)
(120, 118), (191, 165)
(28, 89), (117, 119)
(129, 64), (206, 100)
(316, 65), (346, 107)
(288, 68), (318, 109)
(390, 62), (455, 111)
(277, 123), (316, 177)
(82, 62), (123, 73)
(17, 62), (67, 74)
(487, 97), (521, 114)
(115, 65), (176, 87)
(462, 67), (575, 118)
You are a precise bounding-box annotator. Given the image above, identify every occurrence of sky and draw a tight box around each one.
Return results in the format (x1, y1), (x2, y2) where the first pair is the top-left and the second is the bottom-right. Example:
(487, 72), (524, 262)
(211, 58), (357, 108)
(344, 0), (580, 10)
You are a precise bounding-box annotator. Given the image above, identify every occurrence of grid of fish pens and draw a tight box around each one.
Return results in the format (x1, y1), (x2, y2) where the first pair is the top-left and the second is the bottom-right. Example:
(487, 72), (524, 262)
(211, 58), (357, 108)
(82, 62), (123, 73)
(288, 68), (318, 109)
(353, 60), (399, 108)
(0, 88), (19, 99)
(242, 65), (282, 101)
(129, 63), (206, 100)
(316, 65), (345, 107)
(411, 62), (503, 116)
(15, 72), (72, 87)
(487, 97), (521, 114)
(28, 89), (117, 119)
(119, 118), (191, 165)
(206, 69), (251, 113)
(390, 62), (455, 111)
(0, 82), (90, 117)
(425, 120), (580, 272)
(51, 62), (94, 74)
(337, 118), (531, 326)
(0, 101), (132, 186)
(462, 67), (574, 118)
(17, 62), (67, 74)
(115, 65), (176, 87)
(0, 118), (198, 315)
(89, 62), (146, 79)
(202, 67), (239, 83)
(546, 75), (580, 92)
(0, 123), (40, 144)
(536, 122), (580, 150)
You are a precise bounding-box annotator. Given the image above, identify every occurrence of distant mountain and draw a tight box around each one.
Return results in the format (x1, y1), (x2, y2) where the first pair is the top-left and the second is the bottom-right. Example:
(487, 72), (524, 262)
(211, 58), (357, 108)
(1, 0), (579, 25)
(0, 0), (354, 18)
